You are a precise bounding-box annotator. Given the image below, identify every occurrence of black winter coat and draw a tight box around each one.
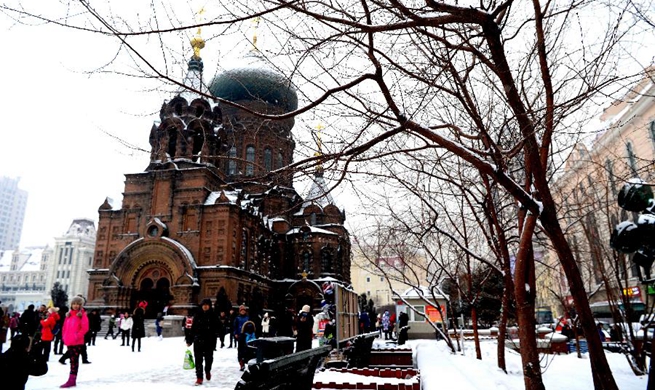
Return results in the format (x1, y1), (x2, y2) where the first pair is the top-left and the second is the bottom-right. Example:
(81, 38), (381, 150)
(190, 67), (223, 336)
(131, 308), (146, 339)
(186, 308), (219, 349)
(0, 345), (47, 390)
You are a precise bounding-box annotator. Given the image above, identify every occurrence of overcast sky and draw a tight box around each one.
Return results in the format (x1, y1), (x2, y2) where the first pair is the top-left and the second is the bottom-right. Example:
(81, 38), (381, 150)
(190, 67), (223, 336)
(2, 2), (652, 249)
(0, 2), (346, 248)
(0, 3), (215, 247)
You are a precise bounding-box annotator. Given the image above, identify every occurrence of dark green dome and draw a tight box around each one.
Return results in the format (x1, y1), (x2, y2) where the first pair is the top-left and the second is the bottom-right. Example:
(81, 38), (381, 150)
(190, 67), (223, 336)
(209, 66), (298, 113)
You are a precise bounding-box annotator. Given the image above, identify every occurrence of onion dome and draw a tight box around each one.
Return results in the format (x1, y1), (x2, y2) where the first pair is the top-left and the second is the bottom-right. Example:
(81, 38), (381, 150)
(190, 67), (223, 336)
(209, 57), (298, 113)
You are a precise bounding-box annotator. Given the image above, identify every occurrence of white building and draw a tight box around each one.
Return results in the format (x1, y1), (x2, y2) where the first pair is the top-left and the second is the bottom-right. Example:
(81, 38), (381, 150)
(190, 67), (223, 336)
(0, 176), (28, 251)
(43, 219), (97, 301)
(0, 246), (52, 313)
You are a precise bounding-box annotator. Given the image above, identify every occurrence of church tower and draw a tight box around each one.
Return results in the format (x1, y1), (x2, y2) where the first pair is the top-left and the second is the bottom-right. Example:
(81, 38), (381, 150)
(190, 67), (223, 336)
(86, 23), (351, 324)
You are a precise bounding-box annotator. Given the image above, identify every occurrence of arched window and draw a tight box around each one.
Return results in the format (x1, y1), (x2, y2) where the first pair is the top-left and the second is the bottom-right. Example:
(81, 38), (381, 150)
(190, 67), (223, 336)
(246, 145), (255, 176)
(302, 251), (311, 273)
(605, 159), (616, 196)
(228, 146), (237, 175)
(264, 148), (272, 172)
(276, 152), (284, 169)
(321, 248), (333, 273)
(626, 141), (638, 176)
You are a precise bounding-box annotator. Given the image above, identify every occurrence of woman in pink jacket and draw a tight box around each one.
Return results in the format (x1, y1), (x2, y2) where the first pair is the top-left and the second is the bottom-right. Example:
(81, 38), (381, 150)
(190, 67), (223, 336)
(60, 295), (89, 388)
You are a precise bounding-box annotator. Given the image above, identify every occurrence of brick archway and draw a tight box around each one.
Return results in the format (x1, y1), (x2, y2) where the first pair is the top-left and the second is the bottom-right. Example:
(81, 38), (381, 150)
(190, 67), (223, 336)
(104, 237), (198, 314)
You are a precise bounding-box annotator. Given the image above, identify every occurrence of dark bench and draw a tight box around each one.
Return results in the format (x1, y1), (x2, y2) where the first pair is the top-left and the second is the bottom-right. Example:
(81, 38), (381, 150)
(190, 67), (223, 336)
(235, 344), (331, 390)
(340, 332), (378, 368)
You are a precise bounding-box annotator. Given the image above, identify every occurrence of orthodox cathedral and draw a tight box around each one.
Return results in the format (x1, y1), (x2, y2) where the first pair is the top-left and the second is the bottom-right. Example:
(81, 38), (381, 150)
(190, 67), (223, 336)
(86, 28), (351, 318)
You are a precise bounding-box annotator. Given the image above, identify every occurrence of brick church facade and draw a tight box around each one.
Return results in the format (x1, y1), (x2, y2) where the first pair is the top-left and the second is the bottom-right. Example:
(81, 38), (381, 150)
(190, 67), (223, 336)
(86, 41), (351, 318)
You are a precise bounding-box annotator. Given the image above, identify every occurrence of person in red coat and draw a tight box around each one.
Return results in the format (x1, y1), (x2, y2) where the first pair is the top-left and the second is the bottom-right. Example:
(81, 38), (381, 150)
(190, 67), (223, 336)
(38, 307), (60, 361)
(59, 295), (89, 388)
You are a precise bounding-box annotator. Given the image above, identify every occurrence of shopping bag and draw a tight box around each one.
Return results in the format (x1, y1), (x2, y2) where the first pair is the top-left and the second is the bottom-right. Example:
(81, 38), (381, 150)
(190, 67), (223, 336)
(183, 349), (195, 370)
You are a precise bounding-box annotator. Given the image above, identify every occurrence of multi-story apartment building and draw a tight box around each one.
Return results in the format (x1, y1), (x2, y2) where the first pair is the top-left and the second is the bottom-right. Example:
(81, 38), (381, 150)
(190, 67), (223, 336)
(0, 176), (28, 251)
(43, 219), (96, 301)
(537, 68), (655, 322)
(350, 252), (428, 308)
(0, 246), (51, 313)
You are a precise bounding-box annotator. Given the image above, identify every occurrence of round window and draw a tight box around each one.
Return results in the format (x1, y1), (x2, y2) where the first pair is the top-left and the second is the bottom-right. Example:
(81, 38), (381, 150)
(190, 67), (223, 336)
(148, 226), (159, 237)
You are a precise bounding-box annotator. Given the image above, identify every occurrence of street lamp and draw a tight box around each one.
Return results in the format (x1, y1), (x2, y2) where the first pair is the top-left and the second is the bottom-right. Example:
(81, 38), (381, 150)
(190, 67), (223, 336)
(610, 179), (655, 282)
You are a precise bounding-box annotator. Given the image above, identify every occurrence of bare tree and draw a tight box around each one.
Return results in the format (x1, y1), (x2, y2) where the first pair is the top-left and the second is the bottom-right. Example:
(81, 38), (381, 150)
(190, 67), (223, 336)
(5, 1), (654, 389)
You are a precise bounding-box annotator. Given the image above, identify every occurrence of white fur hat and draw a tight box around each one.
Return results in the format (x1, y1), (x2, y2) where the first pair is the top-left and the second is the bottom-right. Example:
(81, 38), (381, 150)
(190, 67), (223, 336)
(301, 305), (311, 313)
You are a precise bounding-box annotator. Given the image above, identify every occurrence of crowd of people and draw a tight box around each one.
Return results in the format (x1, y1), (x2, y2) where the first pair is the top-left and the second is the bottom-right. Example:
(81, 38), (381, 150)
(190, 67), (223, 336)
(0, 296), (334, 388)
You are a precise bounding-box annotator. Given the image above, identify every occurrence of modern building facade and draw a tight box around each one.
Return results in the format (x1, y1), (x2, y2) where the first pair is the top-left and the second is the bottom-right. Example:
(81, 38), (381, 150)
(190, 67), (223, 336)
(0, 176), (28, 251)
(350, 253), (428, 307)
(43, 219), (96, 302)
(0, 246), (51, 313)
(536, 68), (655, 322)
(86, 35), (351, 318)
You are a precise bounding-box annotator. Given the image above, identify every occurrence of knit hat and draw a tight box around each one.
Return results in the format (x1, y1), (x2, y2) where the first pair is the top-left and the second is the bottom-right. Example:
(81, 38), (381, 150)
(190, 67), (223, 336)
(70, 296), (85, 306)
(48, 307), (60, 314)
(301, 305), (311, 313)
(200, 298), (213, 307)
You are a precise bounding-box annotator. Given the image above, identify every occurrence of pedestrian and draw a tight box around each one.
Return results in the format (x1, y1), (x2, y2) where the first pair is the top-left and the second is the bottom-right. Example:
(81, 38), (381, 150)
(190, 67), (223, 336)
(185, 298), (219, 386)
(382, 310), (391, 340)
(131, 307), (145, 352)
(9, 312), (20, 339)
(59, 295), (90, 388)
(216, 311), (227, 348)
(398, 311), (409, 345)
(155, 313), (164, 340)
(389, 312), (397, 340)
(104, 315), (117, 340)
(234, 305), (250, 371)
(53, 307), (68, 355)
(598, 323), (607, 342)
(227, 308), (236, 348)
(261, 313), (271, 338)
(120, 312), (132, 346)
(183, 310), (194, 342)
(38, 307), (60, 361)
(295, 305), (314, 352)
(19, 305), (37, 345)
(375, 314), (382, 338)
(115, 313), (124, 341)
(87, 310), (101, 346)
(0, 307), (9, 353)
(0, 334), (48, 390)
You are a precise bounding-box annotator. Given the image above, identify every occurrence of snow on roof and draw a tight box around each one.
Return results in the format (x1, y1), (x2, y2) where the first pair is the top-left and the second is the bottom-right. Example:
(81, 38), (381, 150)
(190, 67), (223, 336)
(204, 189), (244, 206)
(0, 250), (13, 272)
(286, 226), (338, 236)
(0, 247), (46, 273)
(398, 285), (447, 300)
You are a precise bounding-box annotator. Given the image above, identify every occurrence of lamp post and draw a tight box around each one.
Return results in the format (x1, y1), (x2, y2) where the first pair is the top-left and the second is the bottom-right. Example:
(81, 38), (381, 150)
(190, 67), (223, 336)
(610, 178), (654, 389)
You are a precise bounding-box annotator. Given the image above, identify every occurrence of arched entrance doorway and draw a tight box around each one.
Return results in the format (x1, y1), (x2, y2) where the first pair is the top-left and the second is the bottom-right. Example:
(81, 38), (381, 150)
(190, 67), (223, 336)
(131, 265), (173, 318)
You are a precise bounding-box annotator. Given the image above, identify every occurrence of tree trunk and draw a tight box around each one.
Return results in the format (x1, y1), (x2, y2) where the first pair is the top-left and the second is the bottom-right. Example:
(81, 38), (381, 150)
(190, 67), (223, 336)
(541, 209), (619, 390)
(514, 214), (545, 390)
(471, 306), (482, 360)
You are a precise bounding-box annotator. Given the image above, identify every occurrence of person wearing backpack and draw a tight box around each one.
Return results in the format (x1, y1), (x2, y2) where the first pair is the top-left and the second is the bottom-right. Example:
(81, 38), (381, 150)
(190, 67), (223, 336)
(185, 298), (219, 386)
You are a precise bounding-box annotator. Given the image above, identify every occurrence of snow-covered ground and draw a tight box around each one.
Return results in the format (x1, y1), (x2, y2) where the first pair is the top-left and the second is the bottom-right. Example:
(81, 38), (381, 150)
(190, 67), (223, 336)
(22, 336), (645, 389)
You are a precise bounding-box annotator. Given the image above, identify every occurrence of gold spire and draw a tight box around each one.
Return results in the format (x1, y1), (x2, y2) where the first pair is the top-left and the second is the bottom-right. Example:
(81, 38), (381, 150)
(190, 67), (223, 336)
(190, 8), (206, 60)
(251, 17), (261, 51)
(314, 123), (324, 157)
(314, 123), (324, 174)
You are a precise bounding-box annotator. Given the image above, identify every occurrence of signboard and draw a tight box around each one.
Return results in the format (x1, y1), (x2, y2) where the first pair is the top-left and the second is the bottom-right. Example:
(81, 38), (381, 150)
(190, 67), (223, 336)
(426, 305), (446, 323)
(622, 286), (641, 298)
